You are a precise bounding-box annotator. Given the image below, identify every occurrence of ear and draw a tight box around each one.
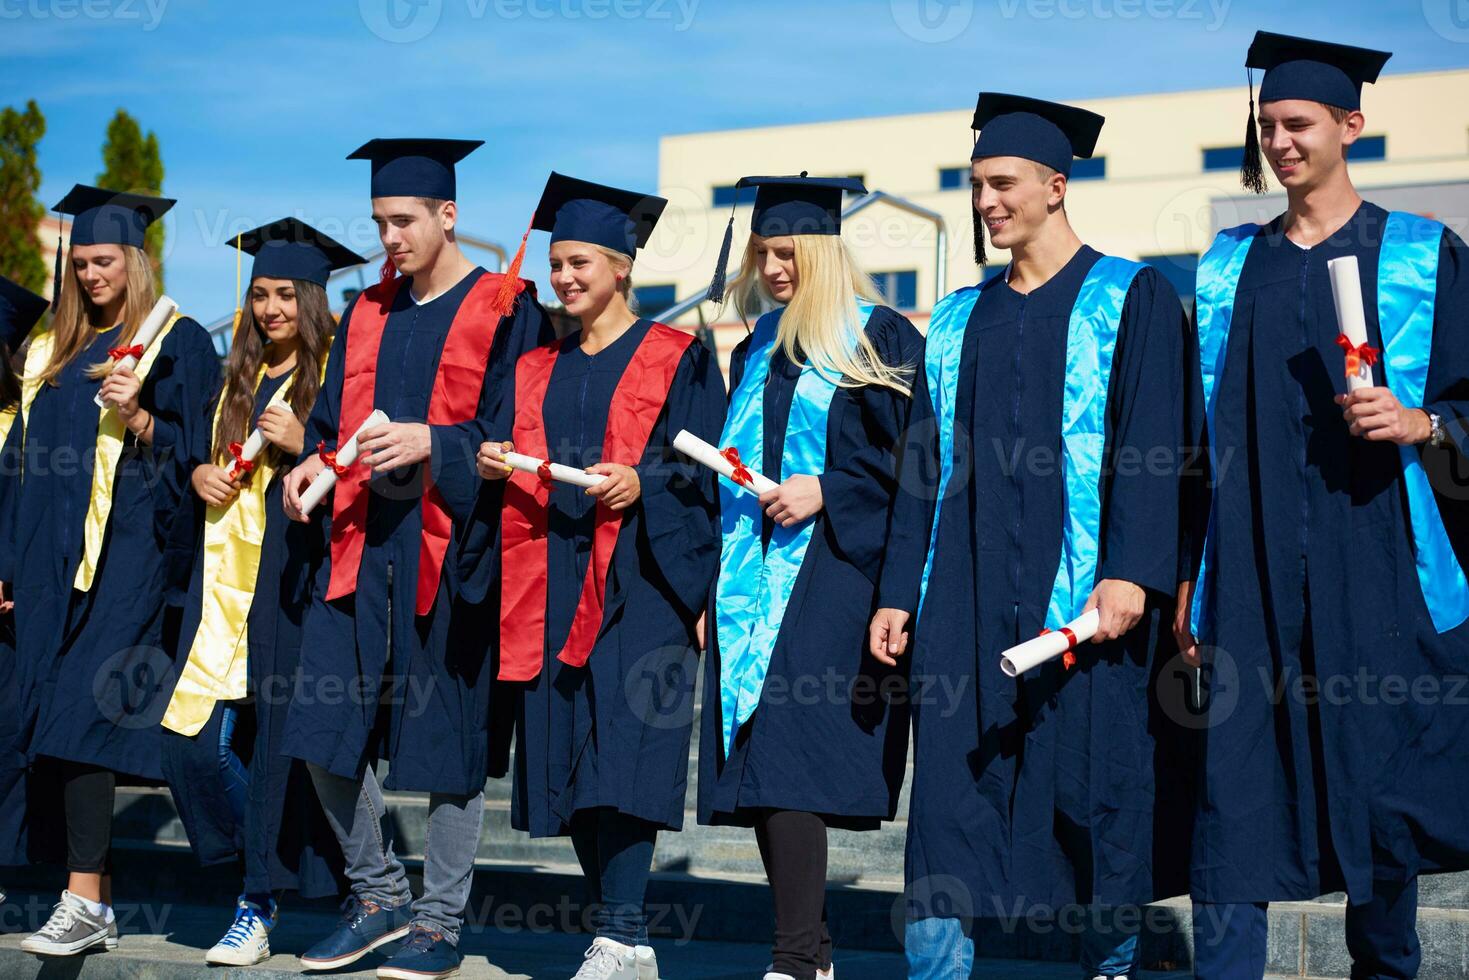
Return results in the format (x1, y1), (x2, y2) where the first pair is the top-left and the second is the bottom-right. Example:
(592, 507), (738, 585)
(1341, 109), (1366, 145)
(440, 199), (458, 233)
(1047, 172), (1068, 209)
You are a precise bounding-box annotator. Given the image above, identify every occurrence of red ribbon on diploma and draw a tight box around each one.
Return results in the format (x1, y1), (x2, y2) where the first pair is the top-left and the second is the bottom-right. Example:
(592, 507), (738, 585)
(1038, 626), (1080, 669)
(316, 440), (349, 477)
(1335, 334), (1380, 378)
(536, 459), (554, 486)
(721, 446), (754, 488)
(227, 441), (255, 481)
(108, 344), (144, 361)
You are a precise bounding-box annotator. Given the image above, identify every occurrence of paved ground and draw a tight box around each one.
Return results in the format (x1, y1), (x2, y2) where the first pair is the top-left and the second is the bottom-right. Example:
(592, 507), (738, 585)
(0, 891), (1213, 979)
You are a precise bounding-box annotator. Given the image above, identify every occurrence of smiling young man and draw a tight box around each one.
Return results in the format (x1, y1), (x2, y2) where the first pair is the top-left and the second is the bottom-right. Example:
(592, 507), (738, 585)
(1175, 33), (1469, 979)
(280, 138), (552, 980)
(868, 94), (1194, 980)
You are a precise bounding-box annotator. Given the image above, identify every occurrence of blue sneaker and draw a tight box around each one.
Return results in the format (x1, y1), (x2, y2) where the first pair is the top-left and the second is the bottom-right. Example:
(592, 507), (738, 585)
(299, 896), (411, 971)
(376, 925), (461, 979)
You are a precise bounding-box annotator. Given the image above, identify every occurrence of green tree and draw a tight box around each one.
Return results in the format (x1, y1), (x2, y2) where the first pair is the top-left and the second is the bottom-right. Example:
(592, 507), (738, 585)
(0, 100), (47, 295)
(97, 109), (165, 287)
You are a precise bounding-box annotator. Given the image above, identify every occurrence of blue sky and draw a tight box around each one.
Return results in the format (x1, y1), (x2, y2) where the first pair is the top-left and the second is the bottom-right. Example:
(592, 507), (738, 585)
(3, 0), (1466, 321)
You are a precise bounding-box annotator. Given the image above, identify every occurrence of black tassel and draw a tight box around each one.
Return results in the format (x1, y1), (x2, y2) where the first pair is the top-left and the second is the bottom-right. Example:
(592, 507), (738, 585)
(705, 212), (735, 304)
(1241, 69), (1267, 195)
(51, 219), (63, 306)
(971, 205), (986, 268)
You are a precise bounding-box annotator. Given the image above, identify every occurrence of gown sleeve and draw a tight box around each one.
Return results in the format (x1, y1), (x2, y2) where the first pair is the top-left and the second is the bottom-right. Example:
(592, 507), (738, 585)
(1094, 266), (1189, 599)
(145, 317), (222, 532)
(635, 340), (728, 617)
(1178, 302), (1210, 585)
(301, 297), (353, 464)
(431, 289), (555, 526)
(817, 307), (923, 583)
(0, 410), (21, 584)
(875, 350), (940, 615)
(1423, 228), (1469, 458)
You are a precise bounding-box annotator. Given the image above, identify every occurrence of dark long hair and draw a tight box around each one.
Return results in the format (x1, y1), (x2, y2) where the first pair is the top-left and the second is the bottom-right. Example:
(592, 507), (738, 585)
(212, 279), (333, 475)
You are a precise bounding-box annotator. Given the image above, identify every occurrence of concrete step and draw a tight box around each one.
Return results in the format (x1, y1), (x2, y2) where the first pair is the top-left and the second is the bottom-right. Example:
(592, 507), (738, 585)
(106, 785), (1469, 974)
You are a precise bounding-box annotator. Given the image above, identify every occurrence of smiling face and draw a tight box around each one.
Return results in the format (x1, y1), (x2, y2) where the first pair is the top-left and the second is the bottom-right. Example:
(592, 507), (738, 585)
(754, 235), (799, 303)
(971, 156), (1065, 253)
(250, 276), (301, 345)
(1257, 99), (1362, 192)
(549, 240), (625, 318)
(70, 243), (130, 315)
(371, 196), (453, 277)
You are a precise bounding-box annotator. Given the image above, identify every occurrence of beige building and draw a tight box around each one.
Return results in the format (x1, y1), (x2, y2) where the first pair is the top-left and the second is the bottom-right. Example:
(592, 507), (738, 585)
(640, 68), (1469, 355)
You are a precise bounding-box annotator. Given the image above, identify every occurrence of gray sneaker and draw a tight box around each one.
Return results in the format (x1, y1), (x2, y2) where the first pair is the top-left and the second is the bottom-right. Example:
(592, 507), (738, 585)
(20, 890), (117, 956)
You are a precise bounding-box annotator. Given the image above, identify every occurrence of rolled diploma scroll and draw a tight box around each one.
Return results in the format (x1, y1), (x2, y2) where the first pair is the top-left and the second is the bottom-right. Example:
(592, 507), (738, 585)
(999, 609), (1102, 678)
(501, 450), (607, 489)
(95, 295), (179, 408)
(1327, 255), (1373, 393)
(299, 409), (390, 517)
(231, 428), (267, 477)
(672, 429), (778, 496)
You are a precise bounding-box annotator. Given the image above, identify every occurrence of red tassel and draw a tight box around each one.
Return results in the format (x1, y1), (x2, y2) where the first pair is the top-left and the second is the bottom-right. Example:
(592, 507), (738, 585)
(491, 219), (532, 319)
(378, 254), (397, 285)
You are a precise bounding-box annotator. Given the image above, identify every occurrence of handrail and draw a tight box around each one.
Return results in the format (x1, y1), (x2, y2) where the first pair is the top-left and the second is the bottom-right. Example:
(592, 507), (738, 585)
(654, 189), (948, 323)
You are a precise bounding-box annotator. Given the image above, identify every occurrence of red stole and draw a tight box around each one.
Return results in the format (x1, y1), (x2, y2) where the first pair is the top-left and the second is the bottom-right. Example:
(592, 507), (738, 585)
(326, 271), (527, 615)
(498, 323), (694, 681)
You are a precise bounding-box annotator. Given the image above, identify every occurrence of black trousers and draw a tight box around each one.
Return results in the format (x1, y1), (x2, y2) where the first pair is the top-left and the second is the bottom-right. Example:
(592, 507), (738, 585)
(756, 809), (832, 980)
(61, 761), (114, 875)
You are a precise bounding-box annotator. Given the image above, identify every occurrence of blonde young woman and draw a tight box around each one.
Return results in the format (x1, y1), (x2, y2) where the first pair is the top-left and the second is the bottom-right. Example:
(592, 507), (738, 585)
(0, 185), (219, 956)
(479, 173), (725, 980)
(158, 219), (360, 966)
(696, 175), (922, 980)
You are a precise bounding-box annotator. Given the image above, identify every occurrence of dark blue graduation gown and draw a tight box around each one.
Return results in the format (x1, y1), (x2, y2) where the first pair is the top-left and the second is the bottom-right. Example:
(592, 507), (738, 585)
(0, 404), (27, 864)
(160, 370), (345, 898)
(1187, 202), (1469, 905)
(879, 249), (1195, 913)
(1, 318), (217, 794)
(500, 321), (725, 838)
(281, 270), (552, 796)
(698, 306), (920, 830)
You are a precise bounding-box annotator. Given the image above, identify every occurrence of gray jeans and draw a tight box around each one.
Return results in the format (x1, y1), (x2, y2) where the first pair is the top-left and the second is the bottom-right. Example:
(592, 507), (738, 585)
(307, 762), (485, 946)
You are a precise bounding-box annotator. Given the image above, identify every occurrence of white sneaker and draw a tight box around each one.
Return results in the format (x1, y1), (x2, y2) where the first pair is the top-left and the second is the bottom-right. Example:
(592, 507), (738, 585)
(573, 936), (648, 979)
(20, 890), (117, 956)
(634, 943), (659, 979)
(766, 963), (833, 979)
(204, 895), (276, 966)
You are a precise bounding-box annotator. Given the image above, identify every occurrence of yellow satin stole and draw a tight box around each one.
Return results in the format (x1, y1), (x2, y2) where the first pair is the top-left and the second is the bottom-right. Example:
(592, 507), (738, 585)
(20, 316), (183, 593)
(161, 369), (293, 737)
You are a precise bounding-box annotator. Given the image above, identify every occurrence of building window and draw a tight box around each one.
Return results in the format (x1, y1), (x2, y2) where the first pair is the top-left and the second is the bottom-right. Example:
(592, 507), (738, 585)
(712, 184), (756, 208)
(1202, 145), (1245, 172)
(1352, 135), (1386, 161)
(632, 283), (678, 313)
(939, 166), (968, 190)
(871, 270), (918, 311)
(1070, 156), (1106, 180)
(1141, 252), (1199, 303)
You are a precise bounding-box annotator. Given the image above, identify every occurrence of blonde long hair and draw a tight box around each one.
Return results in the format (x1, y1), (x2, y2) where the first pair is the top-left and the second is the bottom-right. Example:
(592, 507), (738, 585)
(722, 234), (910, 394)
(35, 244), (159, 386)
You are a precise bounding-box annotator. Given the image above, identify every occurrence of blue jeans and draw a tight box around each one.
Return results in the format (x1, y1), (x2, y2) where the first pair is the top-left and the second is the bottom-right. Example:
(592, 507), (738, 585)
(217, 705), (250, 829)
(307, 762), (485, 946)
(905, 911), (1139, 979)
(1193, 879), (1420, 980)
(570, 808), (658, 946)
